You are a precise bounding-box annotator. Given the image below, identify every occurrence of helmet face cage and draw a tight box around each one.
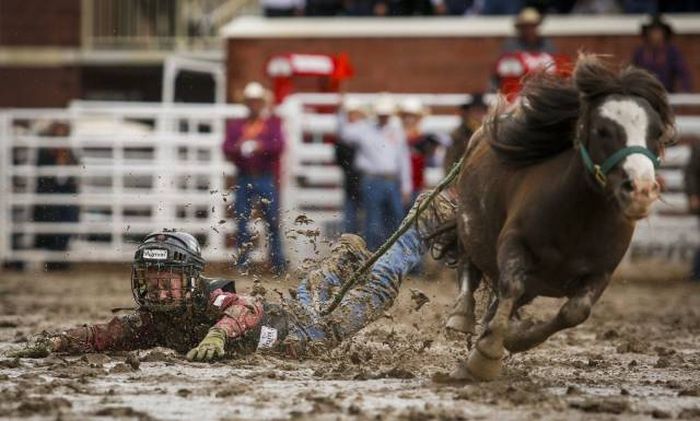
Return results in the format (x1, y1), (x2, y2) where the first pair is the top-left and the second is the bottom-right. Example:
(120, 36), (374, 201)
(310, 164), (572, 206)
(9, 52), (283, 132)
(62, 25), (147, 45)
(131, 232), (205, 312)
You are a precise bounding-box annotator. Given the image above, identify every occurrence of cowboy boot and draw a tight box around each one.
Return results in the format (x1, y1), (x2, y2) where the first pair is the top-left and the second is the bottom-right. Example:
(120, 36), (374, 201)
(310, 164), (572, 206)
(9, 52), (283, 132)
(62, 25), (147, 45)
(408, 188), (459, 261)
(320, 233), (372, 285)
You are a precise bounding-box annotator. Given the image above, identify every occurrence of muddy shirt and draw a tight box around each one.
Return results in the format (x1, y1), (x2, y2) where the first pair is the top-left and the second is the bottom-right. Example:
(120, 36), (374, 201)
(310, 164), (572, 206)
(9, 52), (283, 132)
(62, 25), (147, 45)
(54, 278), (285, 356)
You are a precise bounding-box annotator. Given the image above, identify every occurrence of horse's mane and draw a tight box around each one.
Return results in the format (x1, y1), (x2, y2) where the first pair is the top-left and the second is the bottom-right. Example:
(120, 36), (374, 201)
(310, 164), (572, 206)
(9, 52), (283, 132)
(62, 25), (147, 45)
(486, 54), (674, 166)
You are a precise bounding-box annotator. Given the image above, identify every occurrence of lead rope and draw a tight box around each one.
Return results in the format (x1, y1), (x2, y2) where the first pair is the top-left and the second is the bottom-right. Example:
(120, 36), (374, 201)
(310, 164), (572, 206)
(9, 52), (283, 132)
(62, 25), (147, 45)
(319, 152), (467, 316)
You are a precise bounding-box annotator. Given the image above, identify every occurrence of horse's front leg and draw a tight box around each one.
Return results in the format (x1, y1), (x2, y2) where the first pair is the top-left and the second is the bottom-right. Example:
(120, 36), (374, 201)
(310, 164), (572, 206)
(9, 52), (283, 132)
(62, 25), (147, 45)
(450, 238), (526, 381)
(445, 260), (482, 334)
(504, 275), (610, 353)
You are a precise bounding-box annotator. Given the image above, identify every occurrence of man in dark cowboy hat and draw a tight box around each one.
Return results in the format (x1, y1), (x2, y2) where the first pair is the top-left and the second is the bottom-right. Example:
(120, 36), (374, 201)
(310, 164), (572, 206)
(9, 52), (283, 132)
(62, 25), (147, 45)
(8, 191), (458, 361)
(632, 15), (692, 93)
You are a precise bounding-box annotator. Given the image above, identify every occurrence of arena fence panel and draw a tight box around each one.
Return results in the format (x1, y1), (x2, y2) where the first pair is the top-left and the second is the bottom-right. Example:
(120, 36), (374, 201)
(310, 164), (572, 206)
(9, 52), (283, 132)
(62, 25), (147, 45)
(0, 103), (249, 266)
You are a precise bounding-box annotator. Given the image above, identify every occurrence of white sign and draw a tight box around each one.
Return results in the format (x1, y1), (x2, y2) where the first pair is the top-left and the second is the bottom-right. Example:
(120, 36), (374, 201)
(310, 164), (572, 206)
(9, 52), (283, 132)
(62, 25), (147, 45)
(257, 326), (278, 349)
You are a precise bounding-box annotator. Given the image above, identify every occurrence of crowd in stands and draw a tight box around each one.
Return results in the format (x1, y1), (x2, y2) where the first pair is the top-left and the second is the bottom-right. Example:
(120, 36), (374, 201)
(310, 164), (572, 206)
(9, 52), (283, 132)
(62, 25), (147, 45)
(261, 0), (700, 17)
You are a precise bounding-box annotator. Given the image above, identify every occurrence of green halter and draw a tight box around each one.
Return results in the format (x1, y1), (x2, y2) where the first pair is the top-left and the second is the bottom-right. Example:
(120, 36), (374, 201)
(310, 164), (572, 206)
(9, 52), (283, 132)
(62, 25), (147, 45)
(578, 143), (661, 187)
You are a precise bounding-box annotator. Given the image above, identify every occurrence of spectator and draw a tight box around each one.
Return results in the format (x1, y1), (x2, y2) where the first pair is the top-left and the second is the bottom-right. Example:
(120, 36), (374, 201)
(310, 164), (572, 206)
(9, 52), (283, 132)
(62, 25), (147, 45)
(444, 93), (488, 172)
(33, 122), (79, 271)
(632, 15), (692, 93)
(398, 97), (439, 208)
(306, 0), (343, 15)
(570, 0), (621, 14)
(336, 98), (366, 234)
(684, 137), (700, 282)
(502, 7), (556, 54)
(339, 95), (411, 250)
(343, 0), (379, 15)
(442, 0), (473, 14)
(367, 0), (439, 15)
(479, 0), (523, 14)
(223, 82), (286, 274)
(659, 0), (700, 13)
(261, 0), (304, 16)
(622, 0), (657, 14)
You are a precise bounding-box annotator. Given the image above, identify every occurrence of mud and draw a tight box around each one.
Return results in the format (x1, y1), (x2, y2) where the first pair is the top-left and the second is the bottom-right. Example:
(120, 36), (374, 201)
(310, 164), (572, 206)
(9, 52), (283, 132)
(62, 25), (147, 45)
(1, 268), (699, 420)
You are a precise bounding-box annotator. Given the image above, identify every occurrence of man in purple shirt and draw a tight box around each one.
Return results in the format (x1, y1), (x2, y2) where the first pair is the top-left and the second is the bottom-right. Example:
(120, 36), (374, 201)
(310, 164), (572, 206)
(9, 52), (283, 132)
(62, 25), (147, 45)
(223, 82), (286, 273)
(632, 15), (692, 93)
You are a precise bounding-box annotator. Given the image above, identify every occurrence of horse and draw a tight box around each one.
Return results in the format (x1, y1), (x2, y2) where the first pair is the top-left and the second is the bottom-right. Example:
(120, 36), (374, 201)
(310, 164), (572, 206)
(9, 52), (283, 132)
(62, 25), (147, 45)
(444, 54), (676, 381)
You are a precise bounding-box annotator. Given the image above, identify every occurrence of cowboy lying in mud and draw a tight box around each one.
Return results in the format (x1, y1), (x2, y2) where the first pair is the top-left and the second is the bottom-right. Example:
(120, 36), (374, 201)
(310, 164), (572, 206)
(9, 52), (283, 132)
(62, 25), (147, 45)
(8, 190), (458, 362)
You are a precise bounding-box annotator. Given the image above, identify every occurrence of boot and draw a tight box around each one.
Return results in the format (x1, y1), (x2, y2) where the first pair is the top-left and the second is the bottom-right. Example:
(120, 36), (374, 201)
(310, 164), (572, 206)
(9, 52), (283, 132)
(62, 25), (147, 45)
(321, 233), (372, 282)
(408, 188), (459, 264)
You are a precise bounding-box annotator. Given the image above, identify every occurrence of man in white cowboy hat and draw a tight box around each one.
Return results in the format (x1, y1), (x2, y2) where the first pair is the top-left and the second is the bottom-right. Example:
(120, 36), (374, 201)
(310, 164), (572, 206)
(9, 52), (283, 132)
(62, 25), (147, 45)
(502, 7), (556, 54)
(339, 94), (411, 251)
(222, 82), (286, 274)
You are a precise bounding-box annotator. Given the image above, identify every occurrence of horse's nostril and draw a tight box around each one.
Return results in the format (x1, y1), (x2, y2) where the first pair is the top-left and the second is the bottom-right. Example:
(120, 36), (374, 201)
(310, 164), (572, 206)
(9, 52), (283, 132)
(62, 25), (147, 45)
(621, 179), (635, 193)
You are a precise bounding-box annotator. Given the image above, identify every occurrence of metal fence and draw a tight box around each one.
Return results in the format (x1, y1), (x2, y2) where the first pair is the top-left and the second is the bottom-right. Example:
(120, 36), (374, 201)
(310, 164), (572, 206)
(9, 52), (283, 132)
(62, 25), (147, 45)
(1, 94), (699, 268)
(1, 103), (248, 264)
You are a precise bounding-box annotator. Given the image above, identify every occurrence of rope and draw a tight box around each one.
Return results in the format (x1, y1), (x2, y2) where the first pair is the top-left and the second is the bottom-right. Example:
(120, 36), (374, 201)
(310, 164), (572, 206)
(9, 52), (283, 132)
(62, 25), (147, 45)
(319, 152), (467, 316)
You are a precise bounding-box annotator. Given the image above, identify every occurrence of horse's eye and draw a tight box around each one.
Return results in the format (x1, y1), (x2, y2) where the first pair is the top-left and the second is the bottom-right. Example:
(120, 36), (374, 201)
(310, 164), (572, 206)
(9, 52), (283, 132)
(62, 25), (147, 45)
(595, 127), (609, 138)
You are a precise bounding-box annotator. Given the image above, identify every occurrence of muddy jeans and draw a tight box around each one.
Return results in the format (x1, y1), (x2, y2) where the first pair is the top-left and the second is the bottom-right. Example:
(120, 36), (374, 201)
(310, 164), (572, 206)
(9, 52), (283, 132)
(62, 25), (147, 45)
(288, 227), (426, 348)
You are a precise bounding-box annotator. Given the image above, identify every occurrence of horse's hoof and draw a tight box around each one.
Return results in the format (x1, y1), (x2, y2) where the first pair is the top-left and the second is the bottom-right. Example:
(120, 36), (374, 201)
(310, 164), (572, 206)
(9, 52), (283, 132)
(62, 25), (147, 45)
(445, 313), (476, 334)
(431, 360), (477, 384)
(464, 346), (503, 381)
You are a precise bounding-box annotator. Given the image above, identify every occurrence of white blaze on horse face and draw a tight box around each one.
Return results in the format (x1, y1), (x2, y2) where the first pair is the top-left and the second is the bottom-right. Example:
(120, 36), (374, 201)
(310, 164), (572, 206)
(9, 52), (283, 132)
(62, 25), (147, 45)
(599, 99), (655, 182)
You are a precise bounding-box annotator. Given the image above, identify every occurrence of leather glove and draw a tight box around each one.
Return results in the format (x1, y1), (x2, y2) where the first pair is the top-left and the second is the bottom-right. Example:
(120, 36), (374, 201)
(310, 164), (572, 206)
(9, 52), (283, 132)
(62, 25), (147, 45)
(186, 327), (226, 362)
(6, 336), (59, 358)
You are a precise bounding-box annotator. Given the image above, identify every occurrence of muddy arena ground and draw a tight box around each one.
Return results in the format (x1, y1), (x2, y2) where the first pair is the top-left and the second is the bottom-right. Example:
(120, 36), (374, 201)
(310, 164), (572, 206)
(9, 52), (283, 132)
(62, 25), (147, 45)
(1, 266), (699, 420)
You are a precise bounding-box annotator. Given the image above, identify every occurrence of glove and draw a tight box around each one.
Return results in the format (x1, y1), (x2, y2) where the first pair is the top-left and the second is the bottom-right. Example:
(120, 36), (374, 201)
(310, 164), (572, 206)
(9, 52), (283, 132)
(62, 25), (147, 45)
(6, 336), (58, 358)
(186, 328), (226, 362)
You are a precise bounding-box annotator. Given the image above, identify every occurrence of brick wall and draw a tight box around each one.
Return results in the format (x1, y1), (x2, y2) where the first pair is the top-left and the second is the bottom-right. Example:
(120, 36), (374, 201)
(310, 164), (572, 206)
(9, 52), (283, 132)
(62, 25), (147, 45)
(0, 67), (80, 108)
(226, 34), (700, 98)
(0, 0), (81, 47)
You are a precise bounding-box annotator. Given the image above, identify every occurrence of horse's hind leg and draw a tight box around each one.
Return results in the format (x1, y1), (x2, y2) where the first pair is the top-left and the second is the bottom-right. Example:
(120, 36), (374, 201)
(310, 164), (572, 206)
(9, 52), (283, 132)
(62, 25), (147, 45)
(445, 261), (482, 334)
(504, 275), (609, 353)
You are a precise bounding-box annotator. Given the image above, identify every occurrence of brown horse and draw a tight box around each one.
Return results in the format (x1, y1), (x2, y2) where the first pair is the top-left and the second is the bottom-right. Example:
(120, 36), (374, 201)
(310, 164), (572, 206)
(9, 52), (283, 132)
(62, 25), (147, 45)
(446, 55), (676, 381)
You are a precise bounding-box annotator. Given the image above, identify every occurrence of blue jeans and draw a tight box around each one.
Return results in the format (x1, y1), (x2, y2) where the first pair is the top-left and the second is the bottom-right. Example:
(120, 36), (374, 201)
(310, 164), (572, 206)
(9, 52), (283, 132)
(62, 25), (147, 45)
(343, 194), (362, 234)
(290, 227), (426, 345)
(361, 176), (404, 251)
(234, 174), (285, 272)
(692, 248), (700, 282)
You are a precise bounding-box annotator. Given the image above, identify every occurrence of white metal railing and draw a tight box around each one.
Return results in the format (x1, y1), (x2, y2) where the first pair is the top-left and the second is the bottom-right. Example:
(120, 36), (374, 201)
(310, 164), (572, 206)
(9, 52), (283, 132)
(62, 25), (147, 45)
(1, 94), (700, 267)
(1, 103), (250, 264)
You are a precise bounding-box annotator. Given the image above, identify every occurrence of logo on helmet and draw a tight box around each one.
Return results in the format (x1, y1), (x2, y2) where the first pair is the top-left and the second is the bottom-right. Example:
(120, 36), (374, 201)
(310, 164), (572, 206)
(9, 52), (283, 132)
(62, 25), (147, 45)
(143, 249), (168, 260)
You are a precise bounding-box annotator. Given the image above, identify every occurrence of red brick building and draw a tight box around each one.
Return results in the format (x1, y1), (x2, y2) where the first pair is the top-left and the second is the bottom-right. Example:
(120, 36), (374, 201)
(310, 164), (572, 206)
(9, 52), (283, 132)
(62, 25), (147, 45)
(222, 15), (700, 99)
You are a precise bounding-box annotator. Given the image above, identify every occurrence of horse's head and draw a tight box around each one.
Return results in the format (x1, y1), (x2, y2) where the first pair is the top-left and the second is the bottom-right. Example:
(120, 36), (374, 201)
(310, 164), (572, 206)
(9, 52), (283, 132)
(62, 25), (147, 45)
(574, 55), (676, 220)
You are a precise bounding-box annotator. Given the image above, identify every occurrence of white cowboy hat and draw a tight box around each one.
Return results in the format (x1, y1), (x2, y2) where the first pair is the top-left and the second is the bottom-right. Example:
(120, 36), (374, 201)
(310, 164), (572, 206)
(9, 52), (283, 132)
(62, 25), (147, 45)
(343, 97), (365, 113)
(373, 95), (396, 116)
(398, 97), (426, 115)
(243, 81), (267, 99)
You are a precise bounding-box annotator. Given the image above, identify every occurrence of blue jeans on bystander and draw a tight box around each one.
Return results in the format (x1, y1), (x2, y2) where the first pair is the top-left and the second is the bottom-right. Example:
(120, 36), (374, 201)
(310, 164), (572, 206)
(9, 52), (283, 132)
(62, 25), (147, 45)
(361, 176), (404, 251)
(234, 174), (285, 273)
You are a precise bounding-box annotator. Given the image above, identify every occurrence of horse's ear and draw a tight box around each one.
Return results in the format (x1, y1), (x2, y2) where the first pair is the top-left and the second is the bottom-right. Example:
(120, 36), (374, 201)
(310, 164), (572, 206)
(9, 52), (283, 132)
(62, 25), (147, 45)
(572, 54), (616, 101)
